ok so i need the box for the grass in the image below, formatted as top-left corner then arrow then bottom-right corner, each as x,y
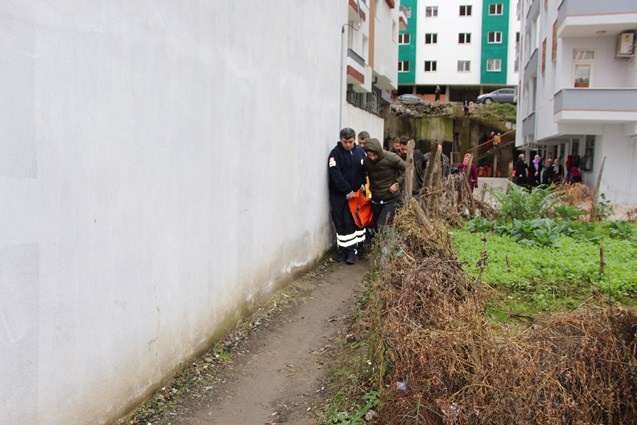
450,223 -> 637,317
470,102 -> 517,130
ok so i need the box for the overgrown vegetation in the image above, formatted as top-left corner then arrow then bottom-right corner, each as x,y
321,180 -> 637,424
471,102 -> 517,130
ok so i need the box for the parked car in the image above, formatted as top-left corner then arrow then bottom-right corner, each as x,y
397,94 -> 428,104
476,88 -> 517,104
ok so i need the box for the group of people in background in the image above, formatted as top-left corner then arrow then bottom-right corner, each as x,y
514,153 -> 581,188
328,128 -> 474,264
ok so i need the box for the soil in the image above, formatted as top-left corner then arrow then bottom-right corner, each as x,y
124,255 -> 368,425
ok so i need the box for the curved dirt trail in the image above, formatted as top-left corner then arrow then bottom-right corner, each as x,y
148,257 -> 368,425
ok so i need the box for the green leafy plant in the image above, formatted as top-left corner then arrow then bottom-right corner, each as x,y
452,225 -> 637,309
594,193 -> 614,221
505,218 -> 564,247
605,220 -> 637,241
490,184 -> 561,223
466,217 -> 494,233
553,204 -> 583,221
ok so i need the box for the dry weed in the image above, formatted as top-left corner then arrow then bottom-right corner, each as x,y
368,200 -> 637,424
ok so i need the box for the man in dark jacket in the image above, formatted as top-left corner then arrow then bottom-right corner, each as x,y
514,153 -> 528,187
362,138 -> 406,228
328,127 -> 367,264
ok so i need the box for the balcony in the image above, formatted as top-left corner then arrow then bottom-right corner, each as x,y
554,88 -> 637,124
398,8 -> 408,31
346,48 -> 371,92
522,112 -> 536,138
349,0 -> 367,22
524,48 -> 538,80
557,0 -> 637,38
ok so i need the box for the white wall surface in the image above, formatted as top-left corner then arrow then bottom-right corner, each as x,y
596,127 -> 637,204
0,2 -> 347,424
344,103 -> 385,142
373,0 -> 400,88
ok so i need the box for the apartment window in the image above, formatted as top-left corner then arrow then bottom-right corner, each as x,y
398,60 -> 410,72
459,5 -> 472,16
573,49 -> 595,88
458,33 -> 471,44
425,6 -> 438,17
457,60 -> 471,72
424,61 -> 437,72
489,3 -> 503,15
486,58 -> 502,71
399,33 -> 411,45
582,135 -> 595,171
541,38 -> 546,75
425,33 -> 438,44
551,21 -> 557,62
573,49 -> 595,61
488,31 -> 502,43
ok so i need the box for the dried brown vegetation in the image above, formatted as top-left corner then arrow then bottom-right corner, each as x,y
366,199 -> 637,424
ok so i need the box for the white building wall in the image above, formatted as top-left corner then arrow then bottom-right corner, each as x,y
415,0 -> 483,85
344,103 -> 385,141
0,2 -> 348,424
596,127 -> 637,204
507,2 -> 520,84
373,1 -> 400,88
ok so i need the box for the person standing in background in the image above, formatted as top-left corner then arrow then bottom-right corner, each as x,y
542,158 -> 554,186
530,154 -> 543,187
514,153 -> 528,187
357,130 -> 369,149
457,153 -> 478,192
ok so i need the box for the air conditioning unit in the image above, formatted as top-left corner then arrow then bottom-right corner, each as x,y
616,31 -> 635,57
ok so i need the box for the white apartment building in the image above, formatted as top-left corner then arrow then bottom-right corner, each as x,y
517,0 -> 637,204
344,0 -> 407,138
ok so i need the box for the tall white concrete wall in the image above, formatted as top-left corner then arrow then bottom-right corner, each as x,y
0,2 -> 346,424
344,103 -> 385,142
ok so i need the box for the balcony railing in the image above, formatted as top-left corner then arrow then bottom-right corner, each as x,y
522,112 -> 536,138
557,0 -> 637,37
347,48 -> 365,67
554,88 -> 637,121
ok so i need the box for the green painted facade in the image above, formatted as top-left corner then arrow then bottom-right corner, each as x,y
398,0 -> 417,85
480,0 -> 510,84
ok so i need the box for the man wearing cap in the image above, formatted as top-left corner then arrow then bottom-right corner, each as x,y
327,128 -> 367,264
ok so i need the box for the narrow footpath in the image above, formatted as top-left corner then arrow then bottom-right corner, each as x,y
130,257 -> 368,425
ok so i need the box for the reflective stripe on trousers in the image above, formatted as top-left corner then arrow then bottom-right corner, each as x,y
336,228 -> 365,248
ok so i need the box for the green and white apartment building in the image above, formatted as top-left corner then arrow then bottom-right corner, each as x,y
397,0 -> 520,102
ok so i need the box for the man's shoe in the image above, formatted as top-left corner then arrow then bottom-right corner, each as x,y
334,250 -> 347,262
345,252 -> 356,265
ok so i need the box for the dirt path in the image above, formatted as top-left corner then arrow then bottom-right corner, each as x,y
132,256 -> 368,425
